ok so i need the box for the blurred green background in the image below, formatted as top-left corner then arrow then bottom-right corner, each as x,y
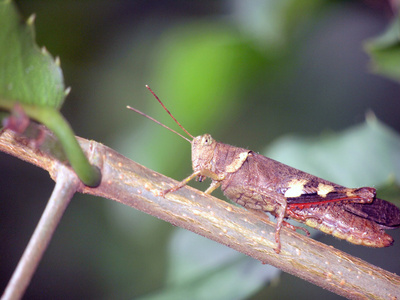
1,0 -> 400,299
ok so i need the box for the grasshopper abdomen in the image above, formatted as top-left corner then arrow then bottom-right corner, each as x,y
189,134 -> 400,252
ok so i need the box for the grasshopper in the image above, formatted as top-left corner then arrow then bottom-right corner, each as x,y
128,86 -> 400,253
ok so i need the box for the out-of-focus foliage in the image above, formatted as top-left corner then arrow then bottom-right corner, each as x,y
365,16 -> 400,82
267,115 -> 400,188
138,229 -> 280,300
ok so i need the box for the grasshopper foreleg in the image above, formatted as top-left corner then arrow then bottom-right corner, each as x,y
160,171 -> 201,196
204,181 -> 221,194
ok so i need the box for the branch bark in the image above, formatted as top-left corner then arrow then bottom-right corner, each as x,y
0,129 -> 399,300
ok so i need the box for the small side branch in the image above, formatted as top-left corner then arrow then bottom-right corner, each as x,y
1,163 -> 79,300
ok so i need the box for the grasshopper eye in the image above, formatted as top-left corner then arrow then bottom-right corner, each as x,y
202,134 -> 213,145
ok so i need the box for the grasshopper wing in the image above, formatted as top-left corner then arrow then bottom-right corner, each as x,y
344,199 -> 400,228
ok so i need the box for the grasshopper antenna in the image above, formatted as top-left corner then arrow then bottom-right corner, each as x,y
127,106 -> 191,143
145,85 -> 194,139
127,87 -> 193,143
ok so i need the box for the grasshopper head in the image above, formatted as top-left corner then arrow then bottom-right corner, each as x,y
191,134 -> 217,174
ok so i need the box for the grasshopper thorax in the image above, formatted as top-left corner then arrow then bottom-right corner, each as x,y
191,134 -> 217,176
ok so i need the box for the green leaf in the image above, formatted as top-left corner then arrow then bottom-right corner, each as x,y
364,16 -> 400,82
0,0 -> 66,108
139,229 -> 280,300
265,115 -> 400,189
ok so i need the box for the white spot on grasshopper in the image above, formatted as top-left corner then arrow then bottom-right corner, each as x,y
284,179 -> 308,198
225,152 -> 249,173
317,183 -> 335,197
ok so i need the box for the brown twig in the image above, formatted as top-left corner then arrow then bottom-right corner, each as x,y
0,129 -> 399,299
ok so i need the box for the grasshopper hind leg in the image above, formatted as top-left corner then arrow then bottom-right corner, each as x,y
249,205 -> 310,254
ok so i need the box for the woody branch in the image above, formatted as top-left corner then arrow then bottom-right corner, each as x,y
0,126 -> 399,300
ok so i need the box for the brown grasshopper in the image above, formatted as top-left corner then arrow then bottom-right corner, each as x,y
128,86 -> 400,253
